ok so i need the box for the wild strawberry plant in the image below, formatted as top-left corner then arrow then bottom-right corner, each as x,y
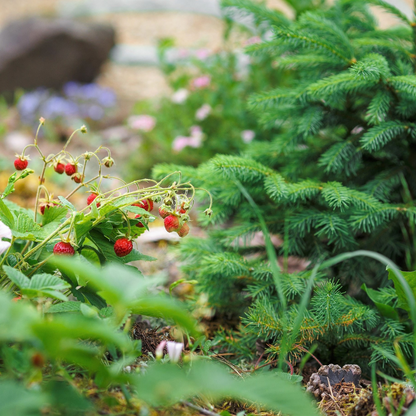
0,118 -> 212,298
0,119 -> 318,415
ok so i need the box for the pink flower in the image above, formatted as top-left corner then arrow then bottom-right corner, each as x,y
172,136 -> 191,152
188,136 -> 203,148
155,340 -> 167,360
191,75 -> 211,90
172,127 -> 204,152
190,125 -> 203,139
195,104 -> 211,121
241,130 -> 255,143
128,115 -> 156,132
195,48 -> 211,60
244,36 -> 261,46
178,48 -> 190,59
171,88 -> 189,104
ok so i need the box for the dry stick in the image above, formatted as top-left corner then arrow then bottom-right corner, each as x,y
295,344 -> 323,366
327,377 -> 346,416
182,401 -> 220,416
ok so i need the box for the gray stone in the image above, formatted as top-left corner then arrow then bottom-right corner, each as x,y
0,17 -> 115,93
57,0 -> 221,18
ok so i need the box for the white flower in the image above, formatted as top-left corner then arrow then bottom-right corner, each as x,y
167,341 -> 183,363
241,130 -> 255,143
0,221 -> 12,256
171,88 -> 189,104
155,340 -> 167,360
195,104 -> 211,121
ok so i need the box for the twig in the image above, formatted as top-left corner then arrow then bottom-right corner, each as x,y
295,344 -> 323,366
327,377 -> 346,416
215,356 -> 244,378
182,401 -> 220,416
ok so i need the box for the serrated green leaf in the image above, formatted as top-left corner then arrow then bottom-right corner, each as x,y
29,273 -> 70,291
42,206 -> 68,225
47,301 -> 82,314
2,266 -> 30,288
12,214 -> 46,241
58,196 -> 76,211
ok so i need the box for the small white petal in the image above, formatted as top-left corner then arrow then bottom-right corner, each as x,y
0,241 -> 11,256
0,220 -> 12,240
167,341 -> 183,363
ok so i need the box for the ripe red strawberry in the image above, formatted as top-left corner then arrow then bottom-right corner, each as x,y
133,198 -> 153,212
31,352 -> 45,368
54,162 -> 65,174
164,215 -> 180,233
87,193 -> 100,207
65,163 -> 77,176
135,214 -> 145,227
53,242 -> 75,256
177,222 -> 190,237
159,206 -> 170,218
72,173 -> 84,184
114,238 -> 133,257
14,157 -> 28,170
178,208 -> 187,214
40,202 -> 58,215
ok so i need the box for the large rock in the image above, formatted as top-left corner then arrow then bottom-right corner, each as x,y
0,17 -> 115,93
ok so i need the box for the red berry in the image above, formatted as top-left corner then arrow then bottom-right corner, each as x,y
114,238 -> 133,257
177,222 -> 190,237
133,199 -> 153,212
53,242 -> 75,256
178,208 -> 187,214
72,173 -> 84,184
135,214 -> 145,228
164,215 -> 180,233
159,207 -> 170,218
87,193 -> 100,207
54,163 -> 65,174
31,352 -> 45,368
65,163 -> 77,176
12,296 -> 21,302
14,157 -> 28,170
40,202 -> 58,215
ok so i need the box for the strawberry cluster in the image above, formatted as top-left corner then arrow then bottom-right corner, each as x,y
159,201 -> 190,237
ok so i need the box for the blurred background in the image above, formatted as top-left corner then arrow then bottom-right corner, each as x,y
0,0 -> 413,279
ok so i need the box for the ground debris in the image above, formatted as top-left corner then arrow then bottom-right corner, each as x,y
307,364 -> 415,416
131,320 -> 173,356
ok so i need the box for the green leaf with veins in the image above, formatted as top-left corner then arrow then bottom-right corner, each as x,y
0,198 -> 14,228
3,266 -> 70,301
42,206 -> 68,225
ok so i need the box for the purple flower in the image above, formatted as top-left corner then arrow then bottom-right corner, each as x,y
41,97 -> 79,119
